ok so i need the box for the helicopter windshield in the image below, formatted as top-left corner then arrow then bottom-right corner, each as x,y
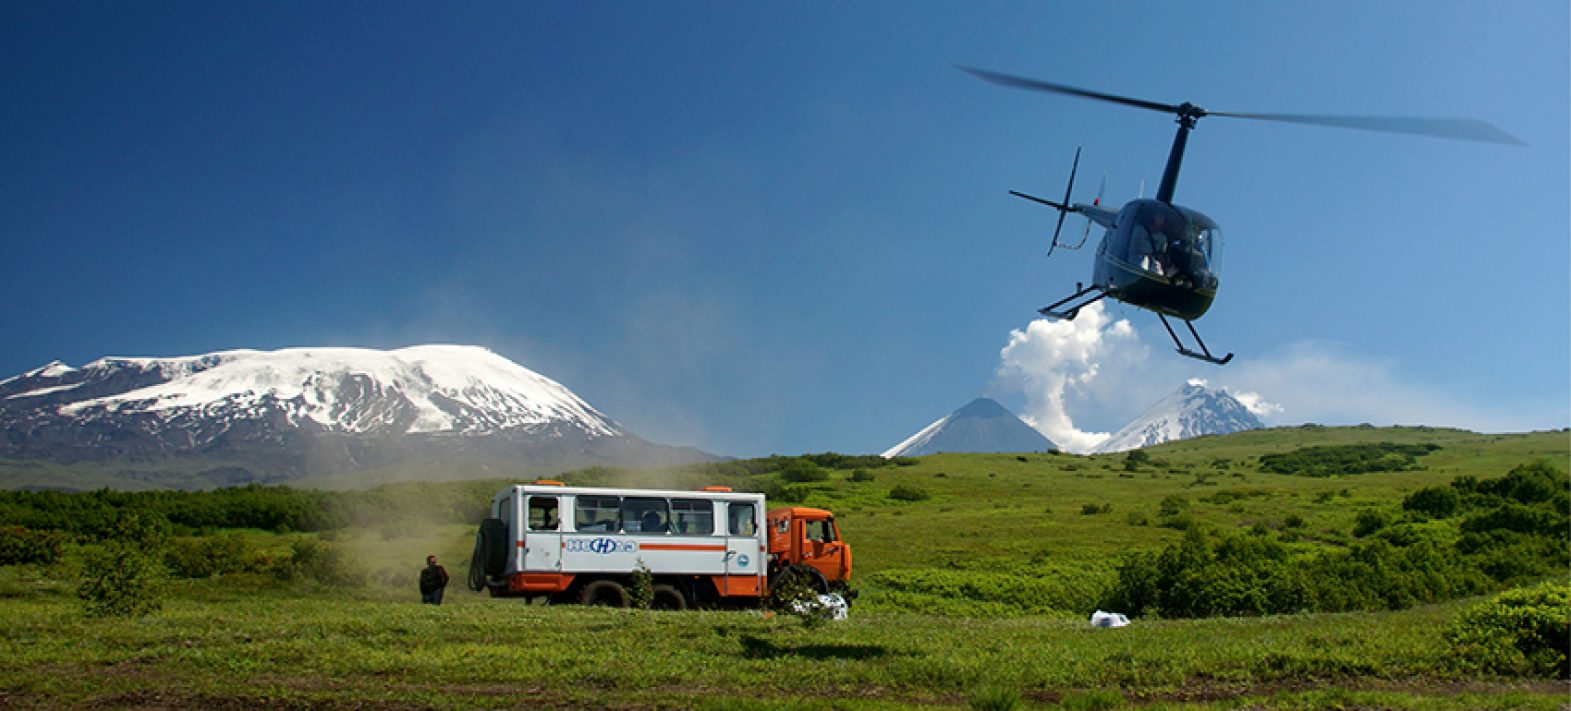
1121,202 -> 1221,288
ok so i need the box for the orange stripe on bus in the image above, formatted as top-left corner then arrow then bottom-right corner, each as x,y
639,543 -> 727,552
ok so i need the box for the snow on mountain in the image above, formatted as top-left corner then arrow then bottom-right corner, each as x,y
883,397 -> 1058,457
34,345 -> 623,437
0,345 -> 722,489
1092,381 -> 1264,454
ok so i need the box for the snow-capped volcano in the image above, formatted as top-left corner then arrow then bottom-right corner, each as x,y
1092,381 -> 1264,454
0,345 -> 708,489
31,345 -> 621,437
883,398 -> 1058,457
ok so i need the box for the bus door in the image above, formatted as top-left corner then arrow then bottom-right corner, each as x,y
723,501 -> 761,588
802,516 -> 847,583
523,494 -> 562,572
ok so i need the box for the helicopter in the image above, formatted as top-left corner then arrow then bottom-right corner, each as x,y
961,66 -> 1522,365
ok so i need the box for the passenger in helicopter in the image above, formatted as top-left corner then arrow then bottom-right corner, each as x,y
1130,210 -> 1169,275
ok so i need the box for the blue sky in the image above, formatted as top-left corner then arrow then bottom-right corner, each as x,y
4,2 -> 1567,456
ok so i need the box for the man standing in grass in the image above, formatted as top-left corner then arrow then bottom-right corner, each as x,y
420,555 -> 449,605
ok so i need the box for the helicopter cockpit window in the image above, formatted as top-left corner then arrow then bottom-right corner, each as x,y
1125,203 -> 1183,276
1122,203 -> 1221,289
1174,207 -> 1221,290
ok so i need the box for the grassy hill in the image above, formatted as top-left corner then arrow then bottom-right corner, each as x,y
1,425 -> 1566,708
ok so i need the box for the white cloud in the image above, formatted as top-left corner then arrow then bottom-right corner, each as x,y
991,313 -> 1555,448
1220,341 -> 1553,432
994,302 -> 1144,453
1229,389 -> 1283,418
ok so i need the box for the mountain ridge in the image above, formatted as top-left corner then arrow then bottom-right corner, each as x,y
882,397 -> 1059,457
0,345 -> 711,490
1092,381 -> 1265,453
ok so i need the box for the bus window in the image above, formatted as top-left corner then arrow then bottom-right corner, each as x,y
527,496 -> 559,531
621,497 -> 669,534
575,495 -> 619,533
728,503 -> 757,537
670,499 -> 714,535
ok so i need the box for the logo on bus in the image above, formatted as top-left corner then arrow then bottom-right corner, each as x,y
737,554 -> 750,568
566,538 -> 638,555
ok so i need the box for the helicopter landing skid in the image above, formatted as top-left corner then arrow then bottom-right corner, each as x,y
1158,314 -> 1234,365
1038,283 -> 1107,321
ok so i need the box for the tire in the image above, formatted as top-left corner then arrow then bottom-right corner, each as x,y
478,518 -> 509,577
650,584 -> 688,611
772,564 -> 829,601
580,579 -> 630,607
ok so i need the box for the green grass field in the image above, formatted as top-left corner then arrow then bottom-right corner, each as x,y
1,426 -> 1567,708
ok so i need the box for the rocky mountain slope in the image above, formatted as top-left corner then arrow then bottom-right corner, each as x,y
1092,381 -> 1265,453
0,345 -> 709,489
882,397 -> 1059,457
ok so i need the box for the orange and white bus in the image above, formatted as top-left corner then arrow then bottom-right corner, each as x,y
468,482 -> 851,609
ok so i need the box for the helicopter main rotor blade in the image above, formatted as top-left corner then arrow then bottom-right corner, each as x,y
1204,110 -> 1524,145
956,66 -> 1180,115
960,65 -> 1524,145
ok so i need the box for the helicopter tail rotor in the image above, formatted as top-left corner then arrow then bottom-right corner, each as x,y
1009,147 -> 1083,257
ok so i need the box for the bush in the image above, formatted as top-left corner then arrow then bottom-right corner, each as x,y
1404,486 -> 1461,519
849,468 -> 876,483
888,485 -> 931,502
1158,495 -> 1189,517
969,685 -> 1022,711
1447,580 -> 1570,678
1080,503 -> 1113,515
1258,443 -> 1439,477
0,526 -> 66,566
164,532 -> 263,578
1469,460 -> 1565,506
77,512 -> 168,617
779,459 -> 829,483
276,537 -> 363,586
1352,510 -> 1389,537
628,561 -> 654,609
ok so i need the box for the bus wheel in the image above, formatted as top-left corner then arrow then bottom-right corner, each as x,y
772,565 -> 829,603
650,584 -> 688,611
580,580 -> 629,607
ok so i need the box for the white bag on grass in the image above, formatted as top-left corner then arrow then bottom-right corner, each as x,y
1090,609 -> 1130,628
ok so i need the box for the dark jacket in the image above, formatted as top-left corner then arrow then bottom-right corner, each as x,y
420,564 -> 449,594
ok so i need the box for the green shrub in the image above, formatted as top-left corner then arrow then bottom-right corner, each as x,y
1352,510 -> 1389,537
276,537 -> 364,586
628,561 -> 654,609
888,485 -> 931,502
969,685 -> 1022,711
1258,443 -> 1439,477
1404,486 -> 1461,519
0,526 -> 66,566
164,532 -> 262,578
77,512 -> 169,617
849,468 -> 876,483
1106,524 -> 1494,618
1447,580 -> 1570,678
779,459 -> 829,483
1080,503 -> 1112,515
1468,460 -> 1565,506
1157,494 -> 1189,517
